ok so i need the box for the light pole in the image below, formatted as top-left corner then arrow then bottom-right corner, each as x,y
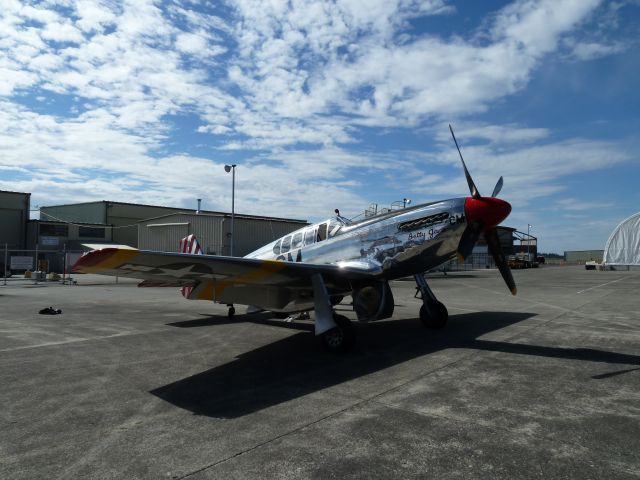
224,164 -> 236,256
527,224 -> 532,260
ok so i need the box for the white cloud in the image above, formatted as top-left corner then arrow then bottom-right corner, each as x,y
568,41 -> 625,60
214,0 -> 605,147
75,0 -> 118,33
0,0 -> 636,241
175,32 -> 206,54
490,0 -> 601,56
402,124 -> 633,208
446,123 -> 550,144
0,0 -> 610,150
556,198 -> 614,211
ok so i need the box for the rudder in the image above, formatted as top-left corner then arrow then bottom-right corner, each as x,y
180,234 -> 202,299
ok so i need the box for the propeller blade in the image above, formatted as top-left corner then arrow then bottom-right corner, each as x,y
491,176 -> 503,198
485,227 -> 517,295
449,124 -> 480,199
457,221 -> 483,262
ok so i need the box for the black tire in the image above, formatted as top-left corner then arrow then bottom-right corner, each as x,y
420,301 -> 448,329
321,314 -> 355,353
228,306 -> 235,318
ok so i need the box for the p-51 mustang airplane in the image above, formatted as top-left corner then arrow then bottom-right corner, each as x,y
73,126 -> 516,352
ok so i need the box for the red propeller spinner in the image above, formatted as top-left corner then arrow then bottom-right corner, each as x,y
464,197 -> 512,230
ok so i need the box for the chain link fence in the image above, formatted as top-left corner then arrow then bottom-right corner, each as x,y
1,244 -> 84,284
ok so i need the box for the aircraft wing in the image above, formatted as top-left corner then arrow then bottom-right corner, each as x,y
72,247 -> 381,310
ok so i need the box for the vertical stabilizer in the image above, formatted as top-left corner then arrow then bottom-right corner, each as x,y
180,234 -> 202,298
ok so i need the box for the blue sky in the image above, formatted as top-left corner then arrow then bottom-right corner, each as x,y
1,0 -> 638,254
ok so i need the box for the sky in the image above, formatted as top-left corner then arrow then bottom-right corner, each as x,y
0,0 -> 639,254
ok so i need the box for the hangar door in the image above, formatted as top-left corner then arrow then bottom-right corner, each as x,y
145,223 -> 189,252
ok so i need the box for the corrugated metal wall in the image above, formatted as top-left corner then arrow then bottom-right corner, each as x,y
41,202 -> 106,224
144,223 -> 189,252
231,217 -> 305,255
138,214 -> 225,254
138,213 -> 307,256
0,209 -> 24,247
107,204 -> 194,247
0,191 -> 30,248
42,202 -> 197,247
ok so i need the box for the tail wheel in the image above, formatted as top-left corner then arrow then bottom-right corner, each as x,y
321,314 -> 355,353
420,301 -> 448,329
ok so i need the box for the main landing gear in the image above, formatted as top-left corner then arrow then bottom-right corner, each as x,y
320,314 -> 355,353
414,274 -> 448,329
311,274 -> 356,353
310,273 -> 447,352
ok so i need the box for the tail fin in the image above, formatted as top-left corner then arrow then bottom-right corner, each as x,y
180,234 -> 202,299
180,234 -> 202,255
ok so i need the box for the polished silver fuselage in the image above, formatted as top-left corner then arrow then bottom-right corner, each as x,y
247,198 -> 467,279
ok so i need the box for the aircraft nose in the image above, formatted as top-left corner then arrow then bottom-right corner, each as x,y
464,196 -> 512,229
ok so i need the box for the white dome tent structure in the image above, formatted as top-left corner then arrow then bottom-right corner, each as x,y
603,212 -> 640,268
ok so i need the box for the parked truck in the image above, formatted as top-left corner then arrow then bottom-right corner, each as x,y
508,252 -> 539,269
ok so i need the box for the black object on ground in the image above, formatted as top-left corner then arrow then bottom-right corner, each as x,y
39,307 -> 62,315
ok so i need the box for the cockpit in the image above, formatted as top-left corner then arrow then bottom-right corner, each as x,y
271,218 -> 343,256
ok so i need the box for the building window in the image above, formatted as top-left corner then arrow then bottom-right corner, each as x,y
39,223 -> 68,237
79,226 -> 105,238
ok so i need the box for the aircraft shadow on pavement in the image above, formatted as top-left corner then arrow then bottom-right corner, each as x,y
151,311 -> 640,419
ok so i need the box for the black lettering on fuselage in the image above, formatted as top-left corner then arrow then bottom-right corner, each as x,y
450,213 -> 465,225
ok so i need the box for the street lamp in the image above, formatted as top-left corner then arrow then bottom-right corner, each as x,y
224,164 -> 236,256
527,224 -> 532,260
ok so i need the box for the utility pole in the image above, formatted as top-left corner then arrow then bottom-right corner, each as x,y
224,164 -> 237,256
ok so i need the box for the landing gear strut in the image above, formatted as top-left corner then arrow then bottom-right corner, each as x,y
414,274 -> 448,329
311,274 -> 355,352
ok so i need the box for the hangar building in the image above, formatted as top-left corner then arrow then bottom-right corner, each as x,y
138,212 -> 308,256
40,200 -> 307,255
40,201 -> 198,248
603,212 -> 640,267
0,190 -> 30,249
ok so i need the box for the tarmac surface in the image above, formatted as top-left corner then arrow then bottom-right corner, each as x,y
1,266 -> 639,479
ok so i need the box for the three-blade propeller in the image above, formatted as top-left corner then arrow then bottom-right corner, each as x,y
450,124 -> 517,296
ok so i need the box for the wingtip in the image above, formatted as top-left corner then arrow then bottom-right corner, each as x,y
71,247 -> 138,273
457,252 -> 465,264
72,248 -> 118,273
511,287 -> 518,296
